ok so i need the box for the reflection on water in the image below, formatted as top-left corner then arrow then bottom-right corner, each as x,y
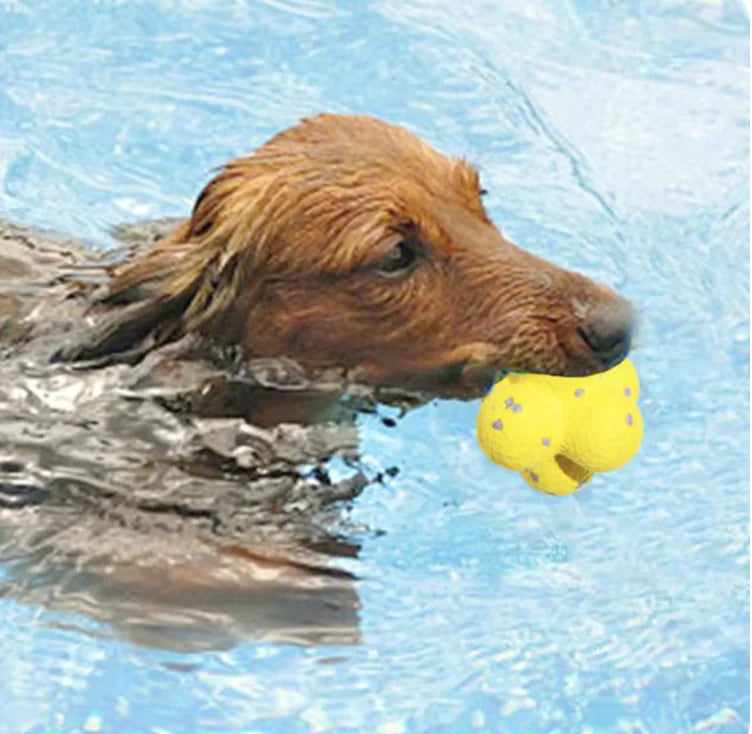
0,519 -> 362,651
0,217 -> 408,650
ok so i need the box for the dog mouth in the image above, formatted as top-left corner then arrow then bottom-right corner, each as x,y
327,293 -> 637,401
416,327 -> 634,399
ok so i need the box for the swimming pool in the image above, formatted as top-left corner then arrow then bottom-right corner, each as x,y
0,0 -> 749,731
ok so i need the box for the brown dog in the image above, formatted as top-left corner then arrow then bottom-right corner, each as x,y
58,113 -> 633,399
0,113 -> 634,649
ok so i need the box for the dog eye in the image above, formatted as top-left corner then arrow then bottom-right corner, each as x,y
376,241 -> 417,276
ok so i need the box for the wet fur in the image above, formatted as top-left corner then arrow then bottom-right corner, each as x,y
58,113 -> 625,394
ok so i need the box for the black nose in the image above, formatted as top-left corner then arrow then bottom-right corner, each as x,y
578,298 -> 634,368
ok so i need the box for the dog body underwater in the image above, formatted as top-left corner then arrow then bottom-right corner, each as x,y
0,114 -> 633,649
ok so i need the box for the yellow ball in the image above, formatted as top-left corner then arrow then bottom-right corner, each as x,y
475,359 -> 643,495
603,358 -> 640,401
542,359 -> 638,409
522,454 -> 594,496
562,400 -> 643,472
476,376 -> 563,472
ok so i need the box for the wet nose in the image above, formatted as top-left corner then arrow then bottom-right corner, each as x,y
578,297 -> 634,368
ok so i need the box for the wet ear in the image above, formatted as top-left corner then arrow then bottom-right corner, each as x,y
51,293 -> 192,366
51,172 -> 246,366
51,246 -> 202,366
52,242 -> 241,366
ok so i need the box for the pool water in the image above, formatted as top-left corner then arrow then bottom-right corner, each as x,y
0,1 -> 749,732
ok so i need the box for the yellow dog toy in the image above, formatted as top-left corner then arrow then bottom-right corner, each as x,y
476,359 -> 642,495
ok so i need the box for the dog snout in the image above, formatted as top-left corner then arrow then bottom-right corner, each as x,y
577,296 -> 634,369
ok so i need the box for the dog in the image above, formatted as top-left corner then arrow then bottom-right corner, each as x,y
0,114 -> 633,649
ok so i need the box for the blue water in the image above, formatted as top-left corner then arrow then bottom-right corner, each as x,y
0,1 -> 749,732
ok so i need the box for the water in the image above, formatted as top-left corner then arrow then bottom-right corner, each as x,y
0,0 -> 749,732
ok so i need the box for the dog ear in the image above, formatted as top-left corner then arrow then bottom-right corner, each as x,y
52,178 -> 243,366
51,250 -> 202,366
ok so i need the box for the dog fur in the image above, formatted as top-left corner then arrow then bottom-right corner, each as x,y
56,114 -> 632,398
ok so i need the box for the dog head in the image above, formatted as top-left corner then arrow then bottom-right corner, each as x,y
62,114 -> 633,397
